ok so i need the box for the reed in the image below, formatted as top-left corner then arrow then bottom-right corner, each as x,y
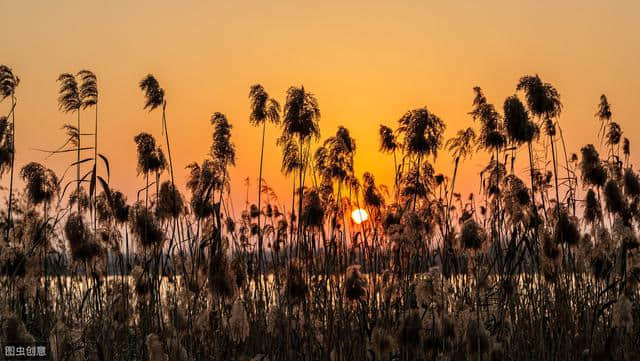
0,68 -> 638,361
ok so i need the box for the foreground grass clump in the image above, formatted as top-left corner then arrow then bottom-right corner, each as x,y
0,67 -> 638,361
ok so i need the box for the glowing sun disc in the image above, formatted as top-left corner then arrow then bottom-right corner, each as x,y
351,209 -> 369,224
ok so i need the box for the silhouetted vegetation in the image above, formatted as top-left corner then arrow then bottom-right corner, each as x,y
0,67 -> 638,361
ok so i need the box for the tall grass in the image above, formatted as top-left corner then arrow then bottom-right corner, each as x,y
0,69 -> 638,361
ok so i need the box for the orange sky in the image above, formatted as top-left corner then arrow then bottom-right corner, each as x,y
1,1 -> 639,213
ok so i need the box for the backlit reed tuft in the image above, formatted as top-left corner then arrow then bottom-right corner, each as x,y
604,180 -> 626,215
459,218 -> 486,250
284,260 -> 307,303
584,189 -> 602,224
553,207 -> 580,245
207,253 -> 236,299
623,168 -> 640,197
129,202 -> 164,247
580,144 -> 607,187
155,180 -> 184,221
64,212 -> 100,262
344,264 -> 367,301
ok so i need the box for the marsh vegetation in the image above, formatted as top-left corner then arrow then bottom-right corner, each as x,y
0,66 -> 638,360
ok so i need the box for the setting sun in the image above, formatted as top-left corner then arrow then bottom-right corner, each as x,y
351,209 -> 369,224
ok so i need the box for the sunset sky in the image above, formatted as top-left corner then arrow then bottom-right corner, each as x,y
1,1 -> 639,213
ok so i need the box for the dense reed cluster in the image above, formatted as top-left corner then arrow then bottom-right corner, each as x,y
0,66 -> 638,361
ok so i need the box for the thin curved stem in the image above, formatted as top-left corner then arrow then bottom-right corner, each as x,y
5,94 -> 16,240
257,122 -> 266,272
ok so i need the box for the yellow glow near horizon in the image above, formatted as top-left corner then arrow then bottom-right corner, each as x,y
351,209 -> 369,224
1,1 -> 640,209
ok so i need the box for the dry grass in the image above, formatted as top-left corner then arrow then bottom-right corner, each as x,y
0,72 -> 638,361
